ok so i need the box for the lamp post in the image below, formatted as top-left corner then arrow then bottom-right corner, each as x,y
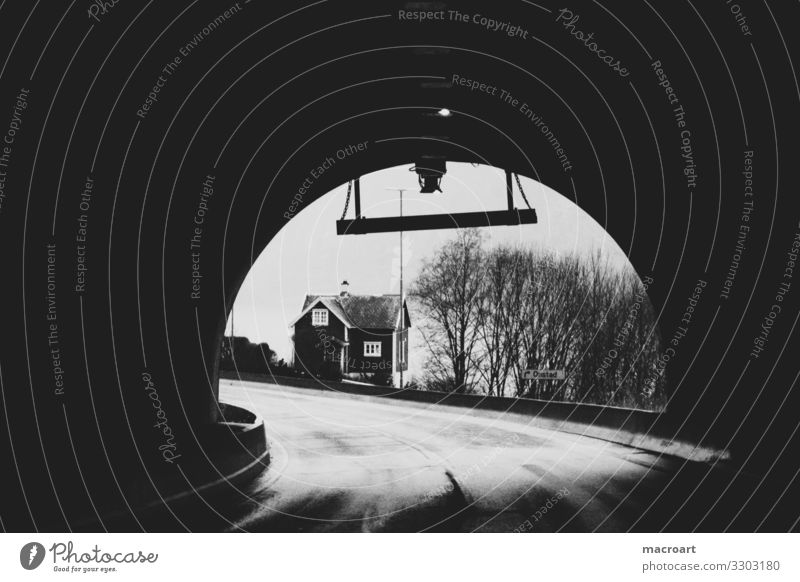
385,187 -> 407,390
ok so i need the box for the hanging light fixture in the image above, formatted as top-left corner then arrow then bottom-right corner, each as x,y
411,157 -> 446,193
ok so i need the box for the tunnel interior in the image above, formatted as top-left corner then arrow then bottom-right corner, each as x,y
3,0 -> 798,531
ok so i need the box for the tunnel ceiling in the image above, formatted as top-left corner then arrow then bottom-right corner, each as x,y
1,0 -> 799,531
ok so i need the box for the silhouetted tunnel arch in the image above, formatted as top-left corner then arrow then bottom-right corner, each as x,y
220,161 -> 665,403
5,0 -> 795,530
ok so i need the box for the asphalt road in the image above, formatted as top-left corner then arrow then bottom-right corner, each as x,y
207,379 -> 756,532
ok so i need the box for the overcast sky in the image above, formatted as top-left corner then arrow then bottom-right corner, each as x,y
228,163 -> 632,366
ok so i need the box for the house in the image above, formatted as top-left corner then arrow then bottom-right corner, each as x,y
289,281 -> 411,385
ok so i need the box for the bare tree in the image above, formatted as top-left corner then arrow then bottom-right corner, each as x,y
474,248 -> 528,396
411,235 -> 667,410
411,229 -> 486,393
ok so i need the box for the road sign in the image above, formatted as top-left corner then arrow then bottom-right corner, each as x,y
523,369 -> 565,380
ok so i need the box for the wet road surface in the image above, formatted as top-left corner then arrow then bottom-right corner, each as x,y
194,380 -> 760,532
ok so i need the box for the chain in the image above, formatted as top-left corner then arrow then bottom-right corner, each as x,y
514,173 -> 533,210
340,180 -> 352,220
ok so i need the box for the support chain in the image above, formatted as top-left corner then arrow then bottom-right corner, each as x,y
340,180 -> 352,220
514,173 -> 533,210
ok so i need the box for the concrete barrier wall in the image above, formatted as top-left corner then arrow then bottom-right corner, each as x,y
221,371 -> 729,463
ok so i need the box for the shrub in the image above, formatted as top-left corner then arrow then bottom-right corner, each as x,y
402,379 -> 420,391
318,361 -> 343,381
371,371 -> 394,387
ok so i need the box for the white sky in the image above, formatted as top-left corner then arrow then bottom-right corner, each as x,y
228,163 -> 631,365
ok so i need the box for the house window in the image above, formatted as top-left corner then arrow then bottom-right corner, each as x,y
364,341 -> 381,357
312,309 -> 328,326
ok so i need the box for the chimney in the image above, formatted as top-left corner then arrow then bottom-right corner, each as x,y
340,280 -> 350,297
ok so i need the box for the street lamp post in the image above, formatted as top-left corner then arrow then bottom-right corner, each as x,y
385,187 -> 407,390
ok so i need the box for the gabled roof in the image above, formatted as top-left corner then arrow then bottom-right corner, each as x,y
290,296 -> 354,328
290,293 -> 410,329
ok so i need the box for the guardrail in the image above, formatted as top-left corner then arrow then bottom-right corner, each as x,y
221,370 -> 729,464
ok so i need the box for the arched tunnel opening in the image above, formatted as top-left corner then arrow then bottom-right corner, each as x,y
201,163 -> 678,532
219,163 -> 667,410
2,0 -> 798,534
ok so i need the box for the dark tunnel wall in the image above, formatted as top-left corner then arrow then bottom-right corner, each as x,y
1,0 -> 798,529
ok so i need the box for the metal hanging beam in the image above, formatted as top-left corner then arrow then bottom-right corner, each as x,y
506,170 -> 514,212
354,177 -> 361,219
336,169 -> 537,235
336,208 -> 538,235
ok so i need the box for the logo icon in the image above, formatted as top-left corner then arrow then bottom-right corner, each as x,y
20,542 -> 45,570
